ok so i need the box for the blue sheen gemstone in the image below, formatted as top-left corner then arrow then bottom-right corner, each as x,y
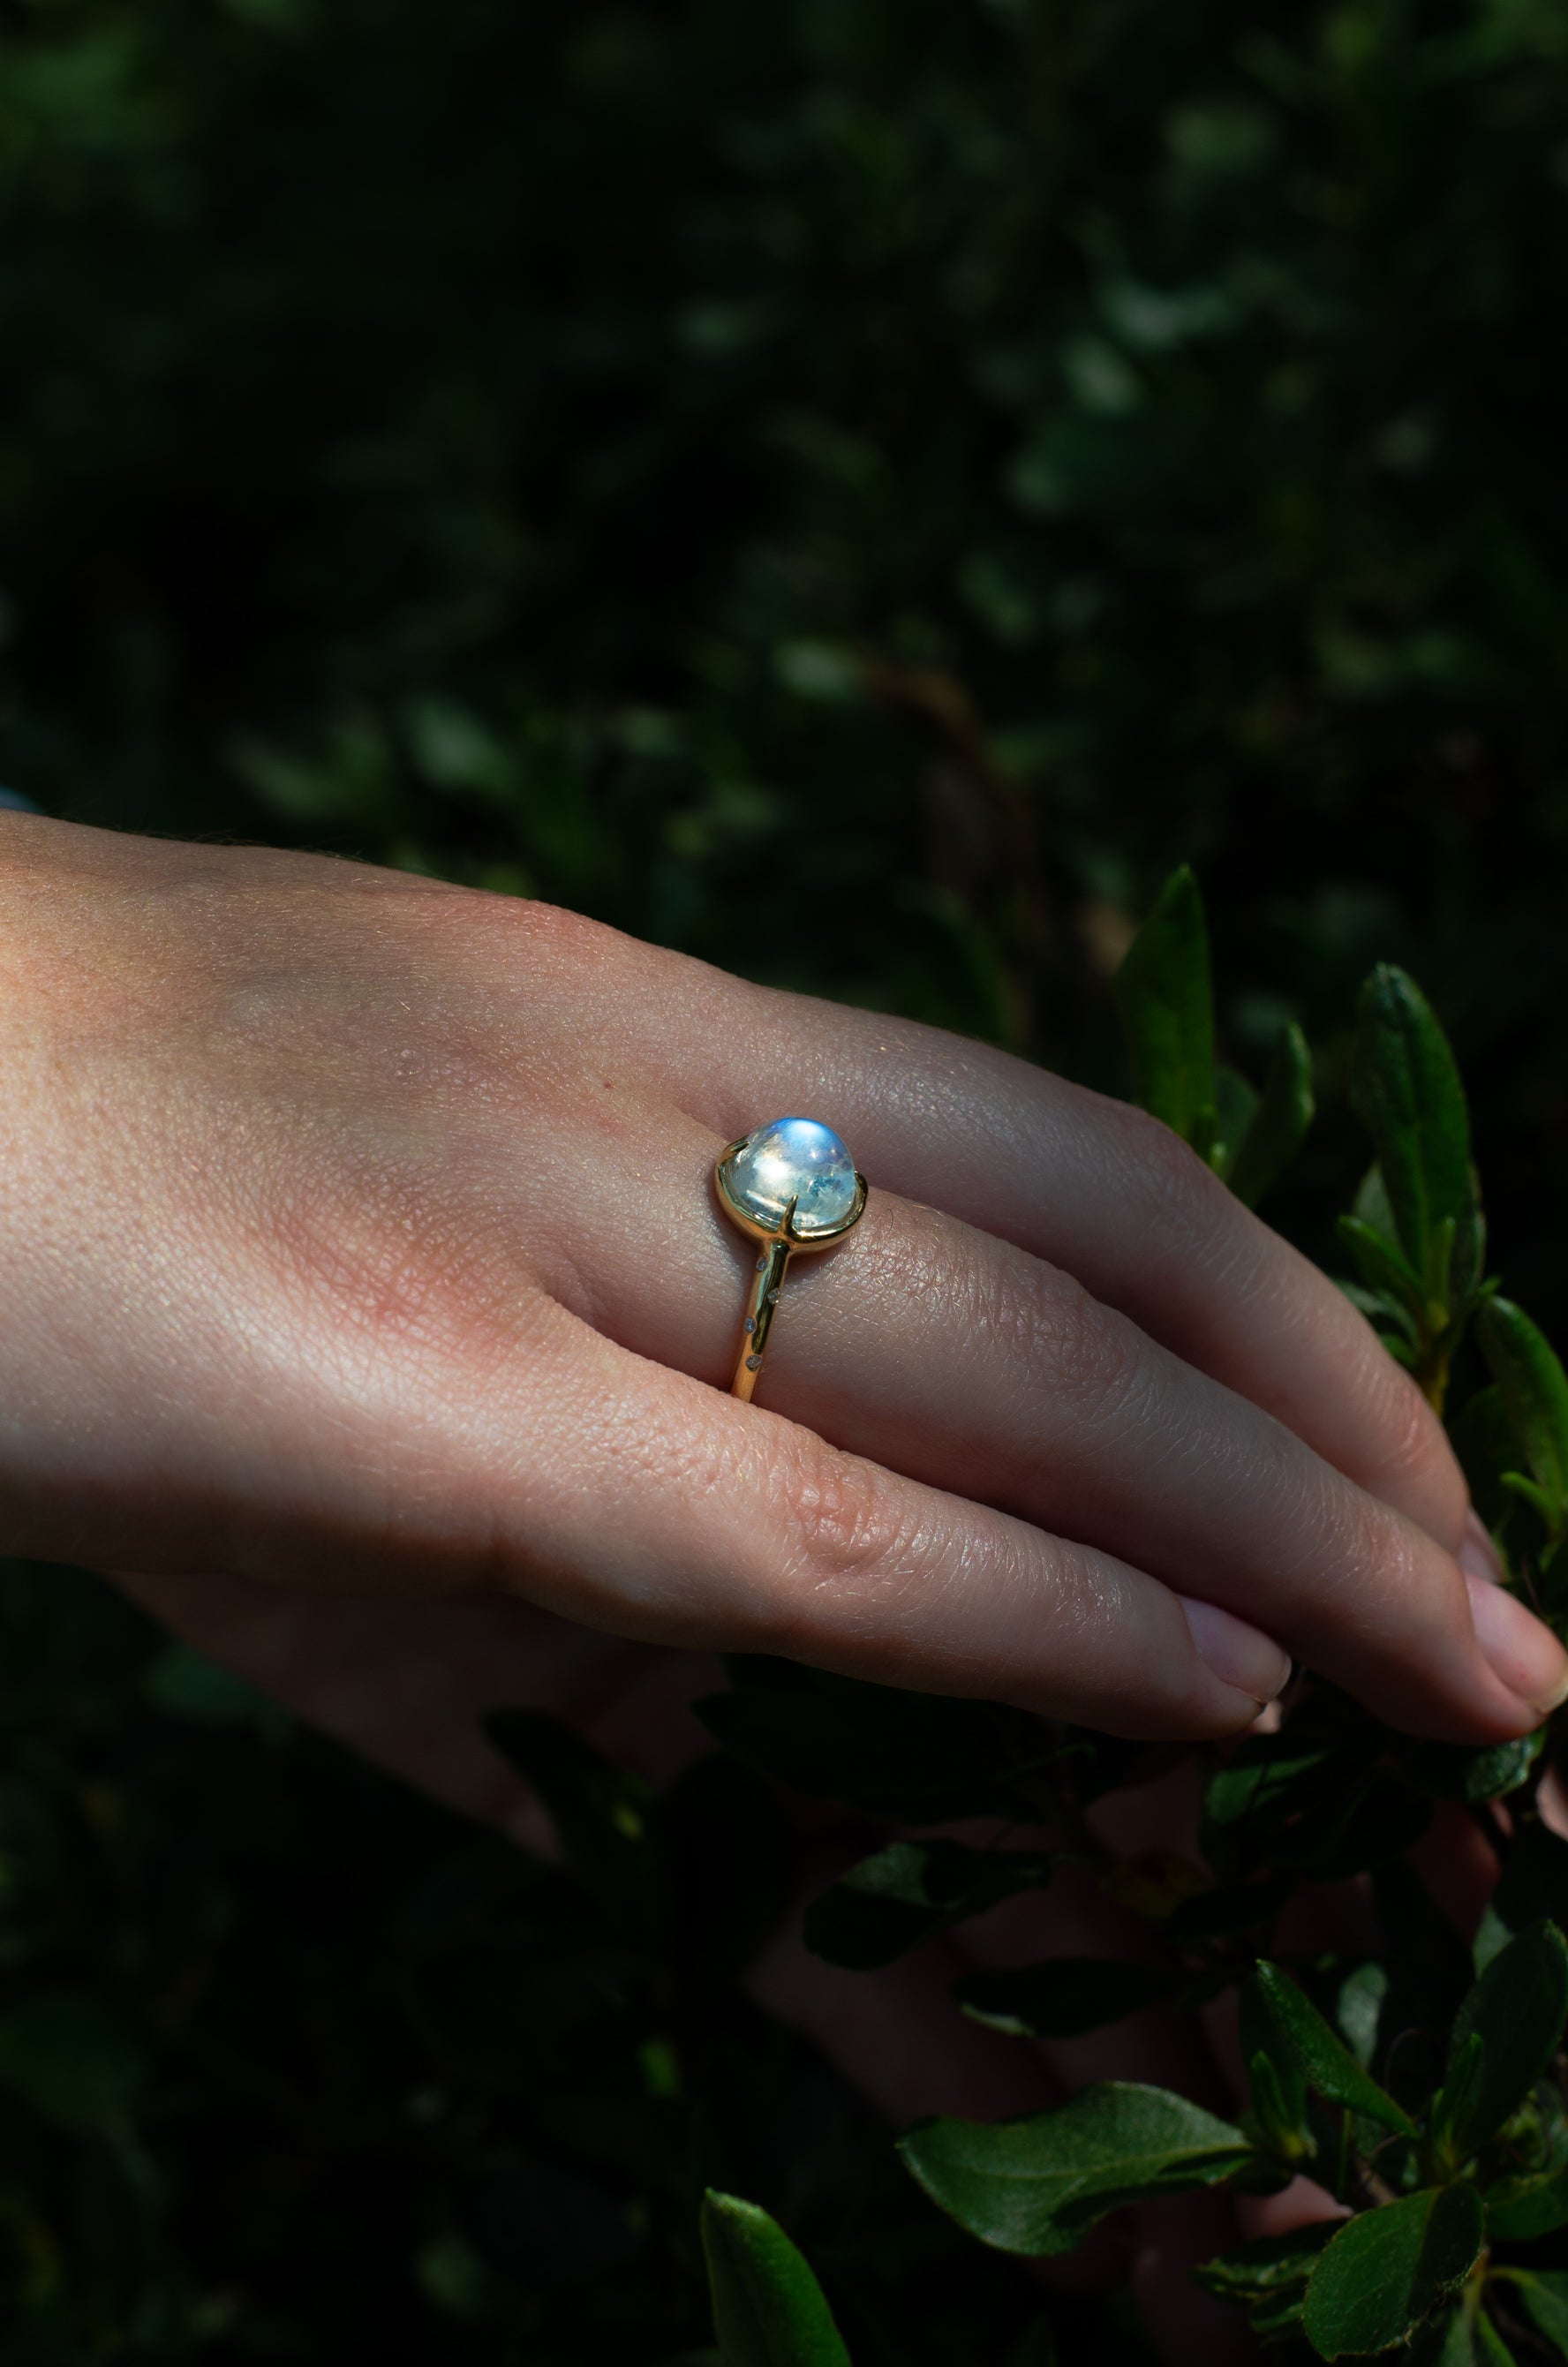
726,1116 -> 860,1235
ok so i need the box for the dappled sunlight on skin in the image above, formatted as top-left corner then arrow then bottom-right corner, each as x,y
3,818 -> 1559,1746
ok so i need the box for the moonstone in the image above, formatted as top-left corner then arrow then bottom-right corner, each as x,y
724,1116 -> 860,1237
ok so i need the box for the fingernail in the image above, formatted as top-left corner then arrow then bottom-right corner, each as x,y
1180,1594 -> 1292,1706
1459,1509 -> 1504,1588
1466,1571 -> 1568,1716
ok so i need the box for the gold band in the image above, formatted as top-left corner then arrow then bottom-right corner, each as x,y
713,1129 -> 868,1402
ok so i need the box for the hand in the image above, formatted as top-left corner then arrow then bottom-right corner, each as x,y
2,810 -> 1563,1738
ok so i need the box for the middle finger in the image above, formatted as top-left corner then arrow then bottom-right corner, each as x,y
562,1116 -> 1564,1742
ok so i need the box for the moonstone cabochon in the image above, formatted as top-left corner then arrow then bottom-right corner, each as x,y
721,1117 -> 862,1238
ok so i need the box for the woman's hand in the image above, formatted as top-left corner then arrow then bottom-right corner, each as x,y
2,810 -> 1563,1740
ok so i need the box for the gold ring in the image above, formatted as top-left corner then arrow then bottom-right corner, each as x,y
713,1118 -> 868,1401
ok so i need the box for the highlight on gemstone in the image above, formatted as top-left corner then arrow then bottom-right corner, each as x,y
720,1116 -> 863,1237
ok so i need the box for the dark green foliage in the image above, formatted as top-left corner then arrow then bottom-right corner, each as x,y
1225,1021 -> 1315,1212
6,4 -> 1568,2358
699,2193 -> 852,2367
1477,1299 -> 1568,1541
898,2086 -> 1255,2259
1300,2185 -> 1485,2362
1434,1923 -> 1568,2166
1111,866 -> 1218,1157
1501,2268 -> 1568,2353
1248,1962 -> 1415,2135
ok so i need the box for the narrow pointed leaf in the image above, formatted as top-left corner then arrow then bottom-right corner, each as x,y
1112,866 -> 1217,1148
1350,965 -> 1477,1294
1251,1962 -> 1415,2133
1505,2270 -> 1568,2354
1338,1215 -> 1427,1316
1338,1277 -> 1421,1346
1451,1384 -> 1527,1532
1213,1063 -> 1261,1180
1502,1473 -> 1563,1527
1426,2313 -> 1522,2367
899,2083 -> 1253,2258
1474,2317 -> 1520,2367
1226,1021 -> 1315,1209
1444,1919 -> 1568,2156
1474,1823 -> 1568,1969
1301,2184 -> 1484,2361
1476,1299 -> 1568,1528
1354,1162 -> 1401,1242
700,2192 -> 852,2367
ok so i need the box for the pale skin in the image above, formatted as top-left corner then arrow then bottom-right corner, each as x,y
4,812 -> 1564,2357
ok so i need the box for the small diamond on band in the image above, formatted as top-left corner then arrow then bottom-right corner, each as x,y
743,1316 -> 756,1332
745,1353 -> 762,1370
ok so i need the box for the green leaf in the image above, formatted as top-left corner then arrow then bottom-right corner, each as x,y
1225,1021 -> 1315,1208
898,2083 -> 1254,2258
1441,1920 -> 1568,2159
1349,965 -> 1478,1308
1451,1385 -> 1529,1534
803,1841 -> 1054,1971
1112,866 -> 1217,1150
1337,1214 -> 1427,1317
1485,2165 -> 1568,2240
954,1956 -> 1183,2040
1301,2184 -> 1485,2361
1415,2312 -> 1519,2367
1213,1062 -> 1260,1177
1249,1962 -> 1416,2134
0,1989 -> 146,2130
1474,1824 -> 1568,1970
1402,1730 -> 1545,1804
1431,2032 -> 1485,2167
1503,2268 -> 1568,2354
1247,2049 -> 1308,2156
700,2192 -> 852,2367
1354,1163 -> 1402,1244
1202,1738 -> 1430,1881
1502,1473 -> 1563,1527
1476,1299 -> 1568,1533
1474,2316 -> 1520,2367
1195,2220 -> 1337,2302
484,1710 -> 664,1929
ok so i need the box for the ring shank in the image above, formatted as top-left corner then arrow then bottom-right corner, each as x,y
731,1237 -> 793,1399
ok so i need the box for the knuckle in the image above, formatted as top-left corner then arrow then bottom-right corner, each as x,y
775,1431 -> 911,1585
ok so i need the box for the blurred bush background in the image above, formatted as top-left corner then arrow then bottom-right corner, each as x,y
2,1 -> 1567,2357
